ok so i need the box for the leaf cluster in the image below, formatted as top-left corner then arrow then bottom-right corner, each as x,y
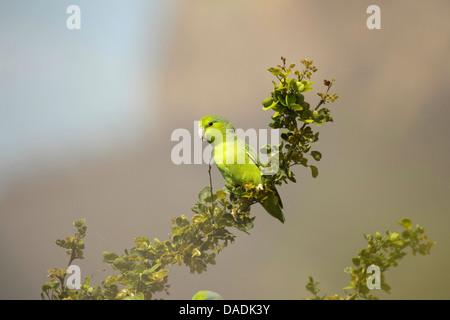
305,218 -> 436,300
262,57 -> 338,185
41,187 -> 258,299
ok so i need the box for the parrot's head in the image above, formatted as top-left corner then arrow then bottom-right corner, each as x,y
198,115 -> 234,143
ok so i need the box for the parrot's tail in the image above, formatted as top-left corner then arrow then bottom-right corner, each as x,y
260,187 -> 285,223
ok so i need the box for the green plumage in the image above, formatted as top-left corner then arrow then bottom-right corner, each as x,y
199,115 -> 285,223
192,290 -> 224,300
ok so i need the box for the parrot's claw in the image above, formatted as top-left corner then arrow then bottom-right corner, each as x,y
256,184 -> 264,191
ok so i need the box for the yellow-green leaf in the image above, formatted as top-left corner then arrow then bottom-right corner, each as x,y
397,218 -> 412,230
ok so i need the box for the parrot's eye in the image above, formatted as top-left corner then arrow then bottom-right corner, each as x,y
208,122 -> 213,127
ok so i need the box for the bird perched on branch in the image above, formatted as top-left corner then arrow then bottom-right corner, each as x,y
198,115 -> 284,223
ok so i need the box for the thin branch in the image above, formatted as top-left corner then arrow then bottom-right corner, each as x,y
300,81 -> 334,131
57,276 -> 65,295
90,268 -> 106,280
208,154 -> 215,221
238,198 -> 257,214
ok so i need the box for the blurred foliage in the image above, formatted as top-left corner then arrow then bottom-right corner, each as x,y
41,57 -> 433,300
305,218 -> 436,300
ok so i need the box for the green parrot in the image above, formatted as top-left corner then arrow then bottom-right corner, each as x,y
192,290 -> 224,300
198,115 -> 285,223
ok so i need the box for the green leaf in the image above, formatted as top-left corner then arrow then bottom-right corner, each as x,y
113,258 -> 135,272
352,257 -> 361,267
310,165 -> 319,178
152,269 -> 169,282
262,99 -> 279,111
135,292 -> 145,300
134,236 -> 150,247
381,282 -> 391,293
73,219 -> 85,228
81,277 -> 91,291
311,151 -> 322,161
134,264 -> 146,274
293,80 -> 305,92
397,218 -> 412,230
55,239 -> 66,247
286,94 -> 296,107
302,80 -> 314,92
290,103 -> 303,111
389,232 -> 400,241
123,292 -> 145,300
312,110 -> 319,120
42,282 -> 52,292
215,190 -> 226,200
268,67 -> 282,76
148,263 -> 161,273
198,186 -> 212,203
342,285 -> 354,290
262,97 -> 274,109
103,251 -> 119,264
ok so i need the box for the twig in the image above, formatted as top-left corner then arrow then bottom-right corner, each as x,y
90,268 -> 106,280
299,81 -> 333,131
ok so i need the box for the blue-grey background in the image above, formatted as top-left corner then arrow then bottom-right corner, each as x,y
0,0 -> 449,299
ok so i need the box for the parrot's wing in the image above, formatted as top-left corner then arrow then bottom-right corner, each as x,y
239,139 -> 262,167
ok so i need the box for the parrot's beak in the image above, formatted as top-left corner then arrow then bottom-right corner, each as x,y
198,126 -> 206,141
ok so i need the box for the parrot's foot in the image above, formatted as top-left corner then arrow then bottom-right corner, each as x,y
256,184 -> 264,191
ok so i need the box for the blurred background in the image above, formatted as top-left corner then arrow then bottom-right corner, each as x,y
0,0 -> 449,299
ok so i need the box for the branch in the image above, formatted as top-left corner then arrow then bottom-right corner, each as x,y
208,154 -> 215,221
